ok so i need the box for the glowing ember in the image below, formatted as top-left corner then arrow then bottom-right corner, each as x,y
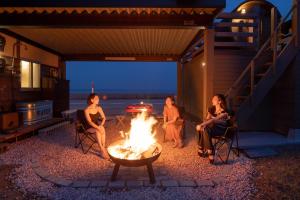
108,111 -> 158,160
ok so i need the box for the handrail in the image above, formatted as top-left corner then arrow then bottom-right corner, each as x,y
225,5 -> 297,98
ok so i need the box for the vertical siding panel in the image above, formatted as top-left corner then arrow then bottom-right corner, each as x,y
182,54 -> 204,120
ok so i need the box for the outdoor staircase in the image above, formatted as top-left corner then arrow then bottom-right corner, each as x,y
225,6 -> 299,126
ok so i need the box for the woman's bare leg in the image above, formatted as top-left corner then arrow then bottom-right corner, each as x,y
95,131 -> 104,149
99,126 -> 106,148
95,130 -> 109,159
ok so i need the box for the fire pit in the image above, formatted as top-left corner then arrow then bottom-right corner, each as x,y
108,141 -> 162,183
107,111 -> 162,184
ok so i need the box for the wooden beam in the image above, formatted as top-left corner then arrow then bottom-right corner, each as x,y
214,41 -> 255,47
177,62 -> 183,107
217,12 -> 258,19
58,58 -> 66,80
293,0 -> 300,47
215,31 -> 257,37
0,0 -> 226,8
214,22 -> 258,28
0,13 -> 215,28
63,54 -> 179,62
203,28 -> 214,120
180,30 -> 203,58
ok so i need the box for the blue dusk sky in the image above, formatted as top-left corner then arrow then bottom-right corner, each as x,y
67,0 -> 292,93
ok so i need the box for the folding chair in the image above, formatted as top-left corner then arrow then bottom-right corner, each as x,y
212,117 -> 239,164
75,110 -> 98,154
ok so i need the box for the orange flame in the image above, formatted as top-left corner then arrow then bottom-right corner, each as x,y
108,111 -> 157,160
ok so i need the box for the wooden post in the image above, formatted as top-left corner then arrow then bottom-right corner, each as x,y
250,60 -> 255,97
203,28 -> 215,120
255,17 -> 261,50
59,57 -> 66,80
177,61 -> 183,107
293,0 -> 300,47
271,7 -> 278,73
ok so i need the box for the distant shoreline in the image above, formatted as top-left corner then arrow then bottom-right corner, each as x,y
70,92 -> 176,100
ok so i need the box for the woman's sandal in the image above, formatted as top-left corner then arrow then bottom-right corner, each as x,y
208,153 -> 214,164
197,148 -> 207,157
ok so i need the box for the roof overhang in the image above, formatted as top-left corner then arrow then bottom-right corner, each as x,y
0,0 -> 225,8
0,0 -> 225,61
0,0 -> 225,28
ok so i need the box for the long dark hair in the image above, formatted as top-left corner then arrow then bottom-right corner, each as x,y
215,94 -> 227,110
87,93 -> 97,105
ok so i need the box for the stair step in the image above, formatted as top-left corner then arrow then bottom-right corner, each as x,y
236,95 -> 248,100
245,84 -> 257,89
256,72 -> 267,77
262,62 -> 273,67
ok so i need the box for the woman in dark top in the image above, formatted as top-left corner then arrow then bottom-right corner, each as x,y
84,93 -> 109,160
196,94 -> 229,164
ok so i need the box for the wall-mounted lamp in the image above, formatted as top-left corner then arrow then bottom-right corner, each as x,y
202,62 -> 206,67
241,8 -> 246,14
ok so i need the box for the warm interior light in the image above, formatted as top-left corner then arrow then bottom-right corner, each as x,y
202,62 -> 206,67
21,60 -> 31,88
241,8 -> 246,14
32,63 -> 40,88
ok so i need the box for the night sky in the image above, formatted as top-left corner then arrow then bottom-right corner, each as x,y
67,0 -> 292,93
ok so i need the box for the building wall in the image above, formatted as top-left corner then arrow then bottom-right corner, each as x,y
213,49 -> 254,95
1,33 -> 59,67
0,32 -> 68,117
182,53 -> 205,121
271,50 -> 300,134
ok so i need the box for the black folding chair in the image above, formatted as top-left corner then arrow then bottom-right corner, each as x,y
75,110 -> 98,154
212,116 -> 240,164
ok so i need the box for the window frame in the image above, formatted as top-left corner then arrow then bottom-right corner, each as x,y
20,59 -> 41,91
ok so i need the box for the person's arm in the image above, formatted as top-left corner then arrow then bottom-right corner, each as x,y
84,109 -> 101,130
166,107 -> 179,124
200,113 -> 228,127
98,106 -> 106,126
206,112 -> 213,120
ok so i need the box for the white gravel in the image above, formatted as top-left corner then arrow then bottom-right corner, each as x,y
0,121 -> 256,200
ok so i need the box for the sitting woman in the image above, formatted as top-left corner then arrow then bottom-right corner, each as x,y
84,93 -> 110,160
163,96 -> 183,148
196,94 -> 229,164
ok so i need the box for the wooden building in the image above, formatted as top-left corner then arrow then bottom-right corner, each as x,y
0,0 -> 300,136
178,0 -> 300,135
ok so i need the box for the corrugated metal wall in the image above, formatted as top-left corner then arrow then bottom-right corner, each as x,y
10,28 -> 199,56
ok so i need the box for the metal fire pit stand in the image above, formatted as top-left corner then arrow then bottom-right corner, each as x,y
111,161 -> 156,184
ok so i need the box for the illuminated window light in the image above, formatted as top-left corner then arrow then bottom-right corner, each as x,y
241,8 -> 246,14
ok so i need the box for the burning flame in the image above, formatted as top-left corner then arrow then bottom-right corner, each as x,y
108,112 -> 158,160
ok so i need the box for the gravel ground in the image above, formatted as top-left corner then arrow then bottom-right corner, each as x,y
0,121 -> 256,200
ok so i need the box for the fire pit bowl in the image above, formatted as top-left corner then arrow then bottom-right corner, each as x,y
107,140 -> 162,184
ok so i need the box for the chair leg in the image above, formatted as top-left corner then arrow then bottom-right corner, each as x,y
75,131 -> 79,148
235,131 -> 240,157
83,134 -> 98,154
214,140 -> 226,164
83,142 -> 97,154
224,139 -> 234,164
76,132 -> 98,154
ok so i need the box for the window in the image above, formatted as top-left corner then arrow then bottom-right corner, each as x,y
21,60 -> 40,89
